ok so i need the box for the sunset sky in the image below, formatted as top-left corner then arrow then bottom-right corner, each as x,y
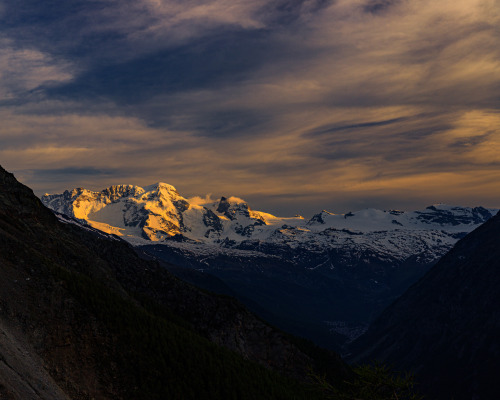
1,0 -> 499,216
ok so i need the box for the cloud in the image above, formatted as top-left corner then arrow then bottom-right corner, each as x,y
1,0 -> 499,216
306,117 -> 412,136
186,194 -> 217,206
227,196 -> 247,204
1,0 -> 279,65
0,38 -> 73,102
46,29 -> 280,108
363,0 -> 399,14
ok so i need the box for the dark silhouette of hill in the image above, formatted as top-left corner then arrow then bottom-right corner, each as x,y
349,208 -> 500,399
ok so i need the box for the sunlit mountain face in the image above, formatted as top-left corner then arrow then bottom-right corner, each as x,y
42,182 -> 498,350
42,182 -> 497,246
1,0 -> 500,216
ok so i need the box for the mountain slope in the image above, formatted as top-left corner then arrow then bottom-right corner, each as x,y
348,210 -> 500,399
0,165 -> 355,399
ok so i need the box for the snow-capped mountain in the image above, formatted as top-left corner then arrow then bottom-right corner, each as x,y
42,182 -> 496,255
42,183 -> 498,350
42,183 -> 276,243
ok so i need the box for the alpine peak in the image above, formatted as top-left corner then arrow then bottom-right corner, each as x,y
144,182 -> 179,193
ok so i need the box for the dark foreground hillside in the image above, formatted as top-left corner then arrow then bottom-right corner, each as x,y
349,209 -> 500,399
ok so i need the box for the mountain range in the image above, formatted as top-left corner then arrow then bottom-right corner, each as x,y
41,182 -> 496,249
42,183 -> 498,349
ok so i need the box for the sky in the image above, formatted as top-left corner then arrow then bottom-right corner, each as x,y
1,0 -> 499,216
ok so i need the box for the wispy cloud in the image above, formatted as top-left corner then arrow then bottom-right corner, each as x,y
186,194 -> 216,206
0,38 -> 73,103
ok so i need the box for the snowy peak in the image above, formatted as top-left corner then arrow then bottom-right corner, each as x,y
144,182 -> 177,191
216,196 -> 245,220
41,183 -> 195,241
216,196 -> 255,221
143,182 -> 181,199
307,210 -> 336,225
42,184 -> 147,220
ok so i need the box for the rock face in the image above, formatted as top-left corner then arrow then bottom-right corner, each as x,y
0,165 -> 350,399
42,183 -> 498,350
42,184 -> 273,243
348,210 -> 500,400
